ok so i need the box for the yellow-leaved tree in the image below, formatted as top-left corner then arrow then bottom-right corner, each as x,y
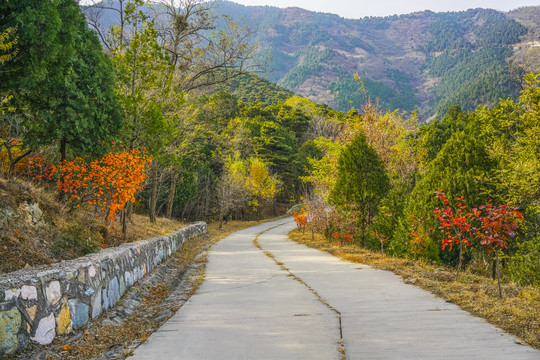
247,158 -> 281,212
0,25 -> 25,179
217,157 -> 251,228
217,156 -> 281,226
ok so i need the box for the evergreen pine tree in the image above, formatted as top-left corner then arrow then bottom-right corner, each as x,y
330,133 -> 390,245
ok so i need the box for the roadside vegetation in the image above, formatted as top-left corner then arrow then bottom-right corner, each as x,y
0,1 -> 333,273
289,75 -> 540,348
298,75 -> 540,292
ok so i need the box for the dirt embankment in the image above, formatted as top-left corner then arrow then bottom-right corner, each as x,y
0,178 -> 185,275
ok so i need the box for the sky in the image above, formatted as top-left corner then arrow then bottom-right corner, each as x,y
226,0 -> 540,19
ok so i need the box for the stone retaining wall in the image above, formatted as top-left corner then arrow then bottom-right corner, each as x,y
0,222 -> 207,356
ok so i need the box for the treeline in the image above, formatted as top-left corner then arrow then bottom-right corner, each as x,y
1,0 -> 347,231
1,0 -> 306,230
302,74 -> 540,287
221,73 -> 294,105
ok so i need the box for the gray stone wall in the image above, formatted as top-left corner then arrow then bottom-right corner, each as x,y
0,222 -> 207,356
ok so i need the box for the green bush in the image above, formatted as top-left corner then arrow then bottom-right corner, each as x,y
505,237 -> 540,287
50,224 -> 101,259
386,219 -> 410,257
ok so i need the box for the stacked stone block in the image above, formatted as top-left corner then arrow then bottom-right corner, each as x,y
0,222 -> 206,356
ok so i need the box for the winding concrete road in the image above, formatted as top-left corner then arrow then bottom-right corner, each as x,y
132,218 -> 539,359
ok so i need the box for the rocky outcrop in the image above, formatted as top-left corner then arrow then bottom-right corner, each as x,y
0,222 -> 206,356
0,202 -> 45,230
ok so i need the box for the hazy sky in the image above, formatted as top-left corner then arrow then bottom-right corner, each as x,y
227,0 -> 540,18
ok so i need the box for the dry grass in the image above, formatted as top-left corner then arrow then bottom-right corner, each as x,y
0,211 -> 186,274
289,229 -> 540,349
107,214 -> 186,245
0,178 -> 66,273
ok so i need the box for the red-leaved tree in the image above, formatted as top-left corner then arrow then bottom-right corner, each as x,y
331,231 -> 353,247
434,190 -> 473,277
472,201 -> 523,297
292,209 -> 308,234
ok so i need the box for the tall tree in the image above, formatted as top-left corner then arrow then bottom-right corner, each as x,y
473,73 -> 540,231
83,0 -> 259,91
417,105 -> 468,165
84,0 -> 259,221
330,133 -> 390,245
109,3 -> 177,223
0,0 -> 121,162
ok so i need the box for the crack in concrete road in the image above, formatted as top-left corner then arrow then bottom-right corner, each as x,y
253,222 -> 347,360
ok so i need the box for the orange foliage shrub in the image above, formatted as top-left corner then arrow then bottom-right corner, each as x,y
28,154 -> 57,183
30,149 -> 151,222
331,231 -> 353,246
292,209 -> 308,232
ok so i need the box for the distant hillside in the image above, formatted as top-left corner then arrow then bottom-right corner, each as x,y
215,1 -> 536,119
508,6 -> 540,75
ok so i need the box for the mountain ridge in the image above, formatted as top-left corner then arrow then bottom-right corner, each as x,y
214,1 -> 538,119
81,1 -> 539,119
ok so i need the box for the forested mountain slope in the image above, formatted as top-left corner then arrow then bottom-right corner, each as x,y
216,1 -> 537,119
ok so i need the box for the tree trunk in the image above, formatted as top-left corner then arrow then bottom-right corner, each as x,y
149,158 -> 159,223
181,205 -> 187,221
496,251 -> 502,298
456,242 -> 463,278
219,209 -> 224,229
166,169 -> 177,218
122,204 -> 128,239
8,149 -> 32,178
360,219 -> 366,247
127,201 -> 134,221
60,136 -> 67,163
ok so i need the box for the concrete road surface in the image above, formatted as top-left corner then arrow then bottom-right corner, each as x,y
131,218 -> 540,359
